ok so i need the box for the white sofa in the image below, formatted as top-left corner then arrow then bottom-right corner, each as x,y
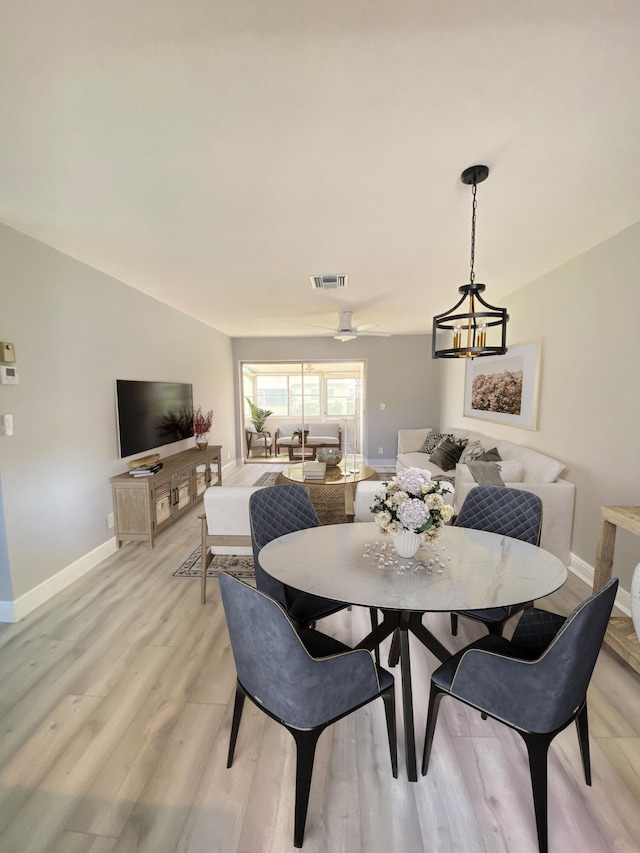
396,428 -> 575,565
275,422 -> 341,454
200,485 -> 263,603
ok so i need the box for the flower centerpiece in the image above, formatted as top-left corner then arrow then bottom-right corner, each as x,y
370,467 -> 454,557
192,405 -> 214,449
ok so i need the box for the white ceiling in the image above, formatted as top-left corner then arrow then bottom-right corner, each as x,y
2,1 -> 640,338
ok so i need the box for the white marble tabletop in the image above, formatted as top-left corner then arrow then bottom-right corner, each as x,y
259,522 -> 567,612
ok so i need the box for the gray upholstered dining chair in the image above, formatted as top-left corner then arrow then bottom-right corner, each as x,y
451,485 -> 544,636
219,572 -> 397,848
422,577 -> 618,853
249,483 -> 350,628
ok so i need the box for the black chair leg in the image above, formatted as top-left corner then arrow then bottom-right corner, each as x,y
380,686 -> 398,778
227,684 -> 246,768
421,684 -> 446,775
522,732 -> 552,853
369,607 -> 380,667
575,703 -> 592,785
450,613 -> 459,636
388,628 -> 400,667
289,726 -> 324,848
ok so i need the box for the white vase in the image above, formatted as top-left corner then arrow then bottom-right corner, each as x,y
631,563 -> 640,640
393,530 -> 421,558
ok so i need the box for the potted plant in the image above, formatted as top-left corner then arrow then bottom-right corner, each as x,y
192,405 -> 214,449
245,398 -> 273,433
292,428 -> 309,444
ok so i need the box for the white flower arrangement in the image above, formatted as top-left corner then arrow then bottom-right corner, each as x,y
370,467 -> 455,544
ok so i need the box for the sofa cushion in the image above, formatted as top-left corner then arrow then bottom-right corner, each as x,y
398,428 -> 432,454
276,423 -> 308,438
429,437 -> 467,471
496,440 -> 565,483
307,422 -> 340,438
306,436 -> 340,446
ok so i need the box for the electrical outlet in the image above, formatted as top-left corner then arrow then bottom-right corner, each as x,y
378,447 -> 384,454
227,450 -> 231,460
107,512 -> 114,529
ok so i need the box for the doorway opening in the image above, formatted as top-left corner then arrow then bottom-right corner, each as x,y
241,361 -> 365,463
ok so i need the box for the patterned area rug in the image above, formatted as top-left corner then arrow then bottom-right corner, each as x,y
172,545 -> 255,579
252,472 -> 279,486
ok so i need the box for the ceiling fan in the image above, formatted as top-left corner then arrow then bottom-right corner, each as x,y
313,311 -> 392,342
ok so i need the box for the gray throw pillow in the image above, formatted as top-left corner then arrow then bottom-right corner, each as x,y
459,440 -> 485,464
429,437 -> 466,471
478,447 -> 502,462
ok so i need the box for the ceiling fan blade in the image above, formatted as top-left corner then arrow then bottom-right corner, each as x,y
308,323 -> 339,332
359,330 -> 392,337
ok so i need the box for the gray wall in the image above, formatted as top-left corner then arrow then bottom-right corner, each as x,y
440,220 -> 640,589
0,224 -> 236,603
231,335 -> 441,463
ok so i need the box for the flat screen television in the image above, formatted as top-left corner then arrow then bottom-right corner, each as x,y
115,379 -> 194,458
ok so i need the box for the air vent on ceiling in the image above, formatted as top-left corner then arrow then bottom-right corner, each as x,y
310,274 -> 348,290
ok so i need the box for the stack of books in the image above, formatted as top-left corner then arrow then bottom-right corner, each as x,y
303,461 -> 327,481
129,462 -> 163,477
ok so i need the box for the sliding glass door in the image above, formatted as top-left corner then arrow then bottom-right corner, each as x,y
242,361 -> 365,460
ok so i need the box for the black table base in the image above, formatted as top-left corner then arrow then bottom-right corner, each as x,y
356,609 -> 452,782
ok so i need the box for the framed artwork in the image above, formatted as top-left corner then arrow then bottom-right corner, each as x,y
463,339 -> 542,430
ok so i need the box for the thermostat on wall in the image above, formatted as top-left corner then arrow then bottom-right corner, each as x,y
0,343 -> 16,363
0,365 -> 19,384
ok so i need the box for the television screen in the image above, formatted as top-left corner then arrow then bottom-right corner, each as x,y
116,380 -> 194,458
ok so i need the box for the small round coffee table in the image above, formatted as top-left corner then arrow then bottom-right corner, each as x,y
275,462 -> 378,525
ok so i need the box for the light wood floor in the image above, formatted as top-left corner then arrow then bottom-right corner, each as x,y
1,461 -> 639,852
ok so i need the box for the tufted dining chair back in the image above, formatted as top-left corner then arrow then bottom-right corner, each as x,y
455,485 -> 542,545
451,485 -> 544,636
249,484 -> 347,628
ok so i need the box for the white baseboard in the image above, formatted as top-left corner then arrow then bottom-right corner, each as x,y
0,537 -> 118,623
366,458 -> 396,469
569,551 -> 630,616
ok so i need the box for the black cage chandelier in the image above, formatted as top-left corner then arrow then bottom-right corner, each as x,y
432,165 -> 508,358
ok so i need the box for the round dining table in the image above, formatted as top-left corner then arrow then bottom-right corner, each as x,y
259,521 -> 568,781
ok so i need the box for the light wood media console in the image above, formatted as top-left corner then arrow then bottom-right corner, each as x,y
593,505 -> 640,674
110,445 -> 222,548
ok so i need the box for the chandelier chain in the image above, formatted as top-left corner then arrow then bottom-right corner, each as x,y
469,180 -> 478,284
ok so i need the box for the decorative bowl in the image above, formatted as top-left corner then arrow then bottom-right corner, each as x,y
316,449 -> 342,467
